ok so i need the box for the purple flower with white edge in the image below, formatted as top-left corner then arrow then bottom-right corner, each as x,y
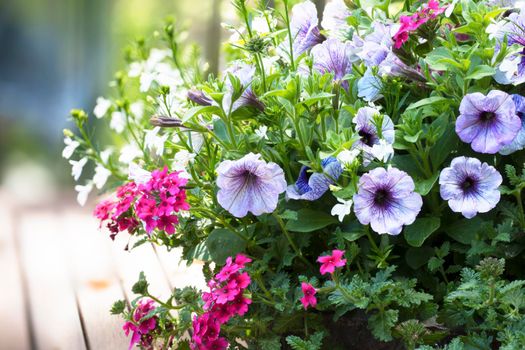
500,94 -> 525,155
289,1 -> 325,57
311,38 -> 353,88
439,157 -> 502,219
352,107 -> 395,165
286,157 -> 343,201
456,90 -> 520,154
353,167 -> 423,235
216,153 -> 286,218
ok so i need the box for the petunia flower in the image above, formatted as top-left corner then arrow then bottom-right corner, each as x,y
358,69 -> 383,102
317,249 -> 347,275
336,149 -> 360,169
456,90 -> 520,154
439,157 -> 502,219
352,107 -> 395,165
500,94 -> 525,155
353,167 -> 423,235
321,0 -> 352,40
300,282 -> 317,309
311,38 -> 353,88
128,162 -> 152,185
285,1 -> 325,59
286,157 -> 343,201
331,198 -> 353,222
216,153 -> 287,218
371,139 -> 395,162
223,61 -> 264,112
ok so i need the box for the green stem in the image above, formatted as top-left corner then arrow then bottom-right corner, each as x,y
514,190 -> 525,229
273,212 -> 312,268
283,0 -> 295,70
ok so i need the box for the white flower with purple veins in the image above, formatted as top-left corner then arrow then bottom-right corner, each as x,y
93,97 -> 111,118
216,153 -> 287,218
500,94 -> 525,155
93,164 -> 111,189
223,61 -> 264,112
62,137 -> 79,159
456,90 -> 520,154
321,0 -> 352,40
70,157 -> 88,181
352,107 -> 395,165
75,182 -> 93,206
353,167 -> 423,235
286,157 -> 343,201
439,157 -> 502,219
311,38 -> 353,88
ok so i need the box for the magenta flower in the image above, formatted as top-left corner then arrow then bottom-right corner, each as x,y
353,167 -> 423,235
300,282 -> 317,309
317,250 -> 347,275
456,90 -> 520,154
439,157 -> 502,219
122,298 -> 158,350
216,153 -> 287,218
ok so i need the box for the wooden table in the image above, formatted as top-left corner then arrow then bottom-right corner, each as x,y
0,193 -> 205,350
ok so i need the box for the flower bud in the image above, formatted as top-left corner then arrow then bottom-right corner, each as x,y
70,109 -> 88,125
63,129 -> 74,138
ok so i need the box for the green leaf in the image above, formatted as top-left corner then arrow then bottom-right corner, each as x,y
406,96 -> 449,110
404,217 -> 441,247
405,246 -> 434,269
110,300 -> 126,315
280,210 -> 298,221
132,271 -> 149,295
429,125 -> 458,169
415,173 -> 439,196
182,105 -> 221,123
464,65 -> 496,80
285,209 -> 337,232
206,228 -> 247,264
446,217 -> 486,244
368,309 -> 398,341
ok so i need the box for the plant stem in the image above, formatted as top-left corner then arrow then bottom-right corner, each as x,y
273,212 -> 313,268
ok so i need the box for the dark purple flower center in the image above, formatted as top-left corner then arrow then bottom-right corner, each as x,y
480,111 -> 496,122
461,176 -> 478,194
373,188 -> 392,207
359,129 -> 375,146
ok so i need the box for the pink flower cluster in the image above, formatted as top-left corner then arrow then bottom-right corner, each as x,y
393,0 -> 446,49
93,167 -> 189,239
191,254 -> 252,350
123,298 -> 158,350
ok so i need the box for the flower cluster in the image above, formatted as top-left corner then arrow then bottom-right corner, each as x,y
93,167 -> 189,238
122,298 -> 158,350
191,254 -> 252,350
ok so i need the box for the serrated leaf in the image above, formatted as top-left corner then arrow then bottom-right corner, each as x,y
368,309 -> 398,341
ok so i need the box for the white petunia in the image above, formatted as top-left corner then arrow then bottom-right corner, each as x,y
144,127 -> 168,157
371,139 -> 394,162
119,144 -> 142,164
69,157 -> 88,181
255,125 -> 269,140
93,164 -> 111,189
128,162 -> 152,184
93,97 -> 112,118
331,198 -> 353,222
62,137 -> 80,159
337,149 -> 360,167
110,111 -> 126,133
75,182 -> 93,206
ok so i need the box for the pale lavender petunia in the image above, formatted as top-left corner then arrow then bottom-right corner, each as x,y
286,157 -> 343,201
500,94 -> 525,155
311,38 -> 353,87
216,153 -> 286,218
287,1 -> 325,58
223,61 -> 264,112
321,0 -> 352,40
352,107 -> 395,165
358,22 -> 394,67
439,156 -> 502,219
353,167 -> 422,235
492,9 -> 525,85
456,90 -> 520,154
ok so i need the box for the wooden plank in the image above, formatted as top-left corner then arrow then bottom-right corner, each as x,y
60,211 -> 129,350
0,201 -> 31,350
153,246 -> 207,291
18,211 -> 87,350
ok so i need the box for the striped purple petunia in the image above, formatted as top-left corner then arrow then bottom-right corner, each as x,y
500,94 -> 525,155
352,107 -> 395,165
289,0 -> 325,56
456,90 -> 520,154
216,153 -> 286,218
311,38 -> 353,87
439,156 -> 502,219
353,167 -> 422,235
286,157 -> 342,201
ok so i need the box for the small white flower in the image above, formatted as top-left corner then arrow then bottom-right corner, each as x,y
445,0 -> 459,17
75,182 -> 93,206
110,111 -> 126,133
93,164 -> 111,189
144,127 -> 168,157
337,149 -> 360,167
119,144 -> 142,164
255,125 -> 269,140
128,162 -> 152,184
62,137 -> 80,159
174,150 -> 196,167
331,197 -> 353,222
93,97 -> 112,118
130,101 -> 144,119
69,157 -> 88,181
371,139 -> 394,162
252,16 -> 272,34
100,148 -> 113,164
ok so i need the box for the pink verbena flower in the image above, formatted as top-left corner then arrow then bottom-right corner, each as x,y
300,282 -> 317,309
317,249 -> 347,275
122,298 -> 158,350
393,0 -> 446,49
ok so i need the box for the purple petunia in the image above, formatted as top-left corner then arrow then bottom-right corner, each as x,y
223,61 -> 265,112
500,94 -> 525,155
286,1 -> 325,58
352,107 -> 395,165
216,153 -> 286,218
311,38 -> 353,87
286,157 -> 343,201
439,157 -> 502,219
353,167 -> 423,235
456,90 -> 521,154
